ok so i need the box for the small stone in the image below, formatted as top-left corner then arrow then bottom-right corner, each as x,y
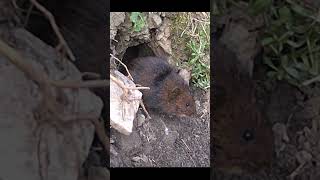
132,154 -> 148,163
304,127 -> 312,137
110,145 -> 118,156
132,156 -> 140,162
273,123 -> 290,142
110,12 -> 125,40
178,68 -> 192,85
140,154 -> 148,163
296,150 -> 312,164
297,134 -> 306,147
156,31 -> 164,41
159,12 -> 166,17
304,142 -> 312,151
137,113 -> 146,127
155,20 -> 172,55
149,13 -> 162,29
195,100 -> 201,107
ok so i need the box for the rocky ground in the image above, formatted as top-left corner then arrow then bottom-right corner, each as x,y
110,12 -> 210,167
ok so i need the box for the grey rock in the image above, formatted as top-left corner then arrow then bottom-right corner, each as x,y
0,28 -> 102,180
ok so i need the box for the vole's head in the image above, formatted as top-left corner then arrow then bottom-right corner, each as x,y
213,86 -> 274,174
170,86 -> 196,117
161,72 -> 196,117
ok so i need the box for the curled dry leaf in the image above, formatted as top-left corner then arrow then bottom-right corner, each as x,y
178,67 -> 192,85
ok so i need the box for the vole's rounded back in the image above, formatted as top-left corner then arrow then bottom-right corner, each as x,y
213,43 -> 274,173
127,56 -> 196,117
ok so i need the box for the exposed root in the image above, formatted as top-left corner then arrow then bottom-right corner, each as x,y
29,0 -> 76,61
50,79 -> 109,89
91,118 -> 110,151
81,72 -> 101,79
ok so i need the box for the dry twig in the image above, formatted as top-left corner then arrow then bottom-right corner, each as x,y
139,100 -> 152,119
110,74 -> 149,90
81,72 -> 101,79
110,53 -> 134,81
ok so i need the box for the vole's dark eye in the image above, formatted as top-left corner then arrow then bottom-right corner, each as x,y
186,103 -> 189,107
242,129 -> 254,142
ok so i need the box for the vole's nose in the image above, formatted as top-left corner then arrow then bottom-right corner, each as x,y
187,110 -> 198,118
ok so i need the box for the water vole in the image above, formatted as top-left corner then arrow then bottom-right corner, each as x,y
213,43 -> 274,173
127,56 -> 196,117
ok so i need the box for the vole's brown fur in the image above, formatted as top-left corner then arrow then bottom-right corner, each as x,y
213,43 -> 274,173
127,56 -> 196,117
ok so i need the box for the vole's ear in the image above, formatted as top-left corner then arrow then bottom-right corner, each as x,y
214,85 -> 226,110
168,87 -> 182,102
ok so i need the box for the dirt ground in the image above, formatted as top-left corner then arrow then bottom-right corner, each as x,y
212,6 -> 320,180
110,12 -> 210,167
111,88 -> 210,167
